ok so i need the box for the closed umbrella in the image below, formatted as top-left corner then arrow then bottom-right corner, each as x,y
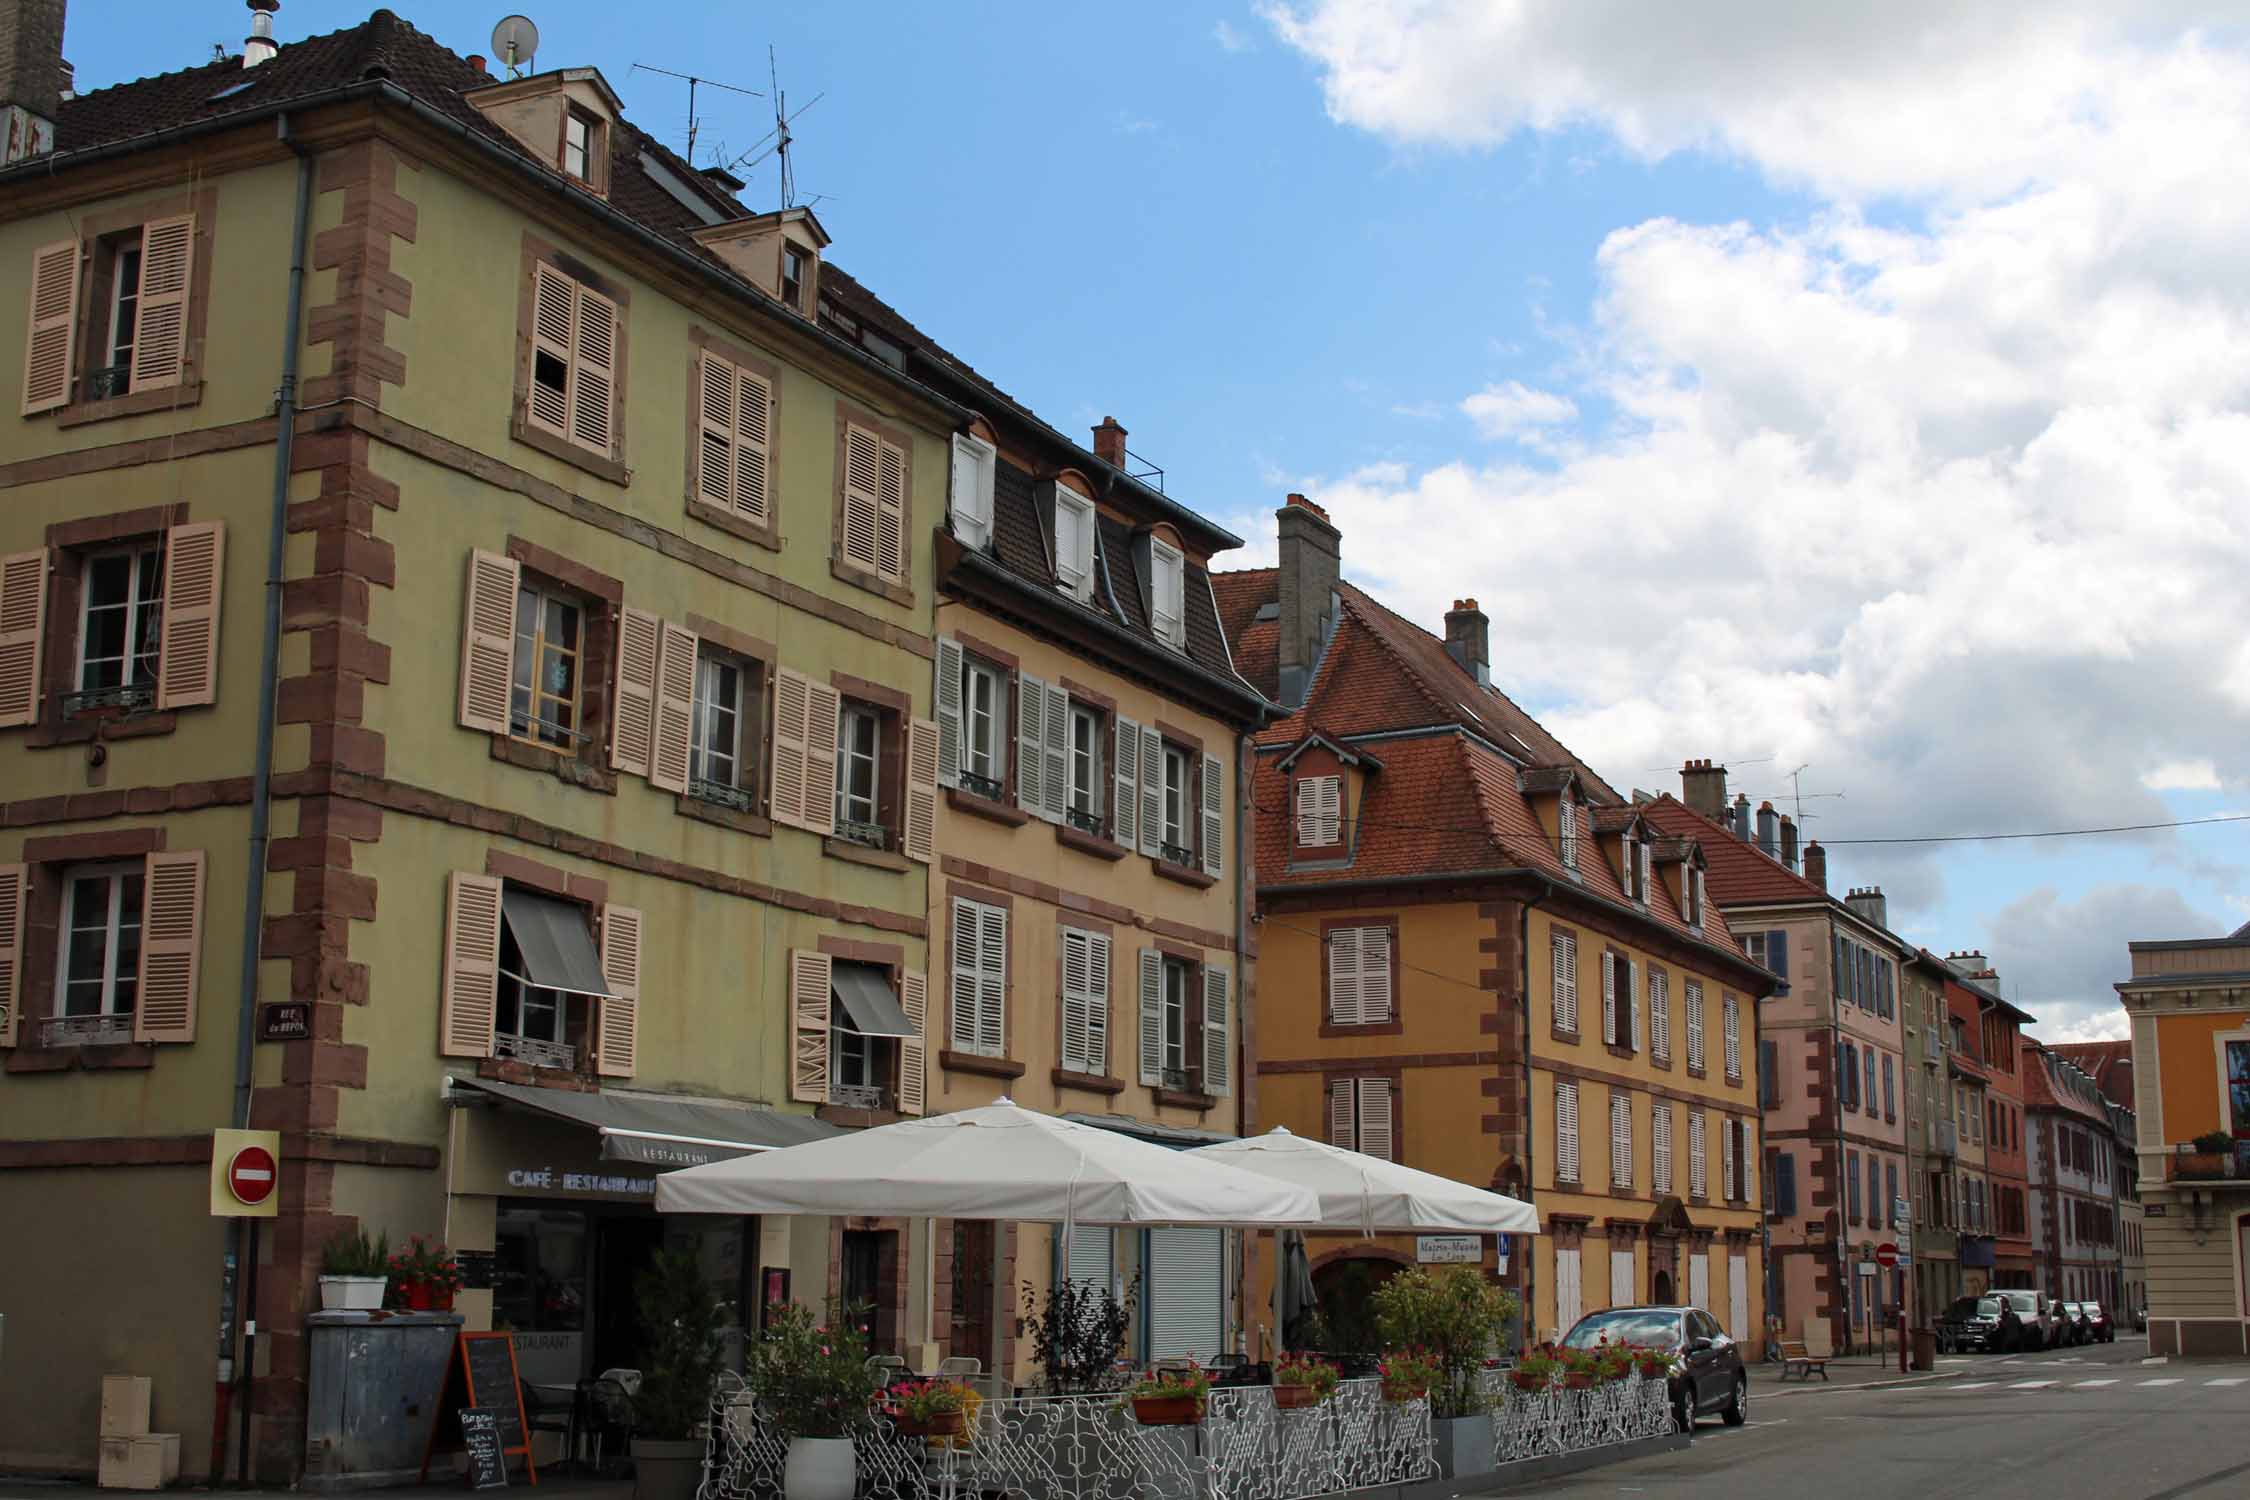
1189,1127 -> 1541,1236
654,1099 -> 1322,1228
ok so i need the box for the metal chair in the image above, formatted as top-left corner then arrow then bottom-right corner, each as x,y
584,1376 -> 637,1474
865,1354 -> 908,1389
518,1380 -> 575,1470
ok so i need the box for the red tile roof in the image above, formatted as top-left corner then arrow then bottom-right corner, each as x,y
1638,795 -> 1837,909
2045,1041 -> 2134,1110
2020,1042 -> 2115,1123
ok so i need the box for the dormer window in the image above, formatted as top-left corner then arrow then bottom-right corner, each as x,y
949,434 -> 996,550
1054,486 -> 1096,601
1149,537 -> 1185,650
563,106 -> 600,183
781,246 -> 808,312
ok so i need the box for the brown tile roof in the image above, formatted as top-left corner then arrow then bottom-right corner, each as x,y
1638,794 -> 1838,909
2046,1041 -> 2134,1109
2020,1042 -> 2115,1123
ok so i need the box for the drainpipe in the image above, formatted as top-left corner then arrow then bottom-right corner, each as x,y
210,113 -> 314,1483
1514,878 -> 1554,1350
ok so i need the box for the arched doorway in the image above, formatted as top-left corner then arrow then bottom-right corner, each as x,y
1652,1269 -> 1676,1306
1309,1256 -> 1403,1359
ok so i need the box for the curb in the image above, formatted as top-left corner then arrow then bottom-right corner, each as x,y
1391,1432 -> 1694,1499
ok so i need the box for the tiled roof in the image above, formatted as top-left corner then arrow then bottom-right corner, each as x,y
2046,1041 -> 2133,1109
2020,1043 -> 2114,1123
1638,795 -> 1836,909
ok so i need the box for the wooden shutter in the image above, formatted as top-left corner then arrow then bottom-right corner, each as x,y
1062,926 -> 1109,1074
1686,980 -> 1704,1070
1690,1111 -> 1707,1197
698,353 -> 771,525
1041,682 -> 1069,824
609,606 -> 660,776
130,215 -> 194,391
1200,753 -> 1224,877
1725,994 -> 1742,1079
1083,930 -> 1111,1074
649,619 -> 698,793
1627,958 -> 1642,1052
529,263 -> 574,436
974,901 -> 1006,1056
875,434 -> 906,581
840,423 -> 882,573
1601,951 -> 1617,1045
1551,930 -> 1576,1031
800,680 -> 840,837
1361,924 -> 1393,1022
1328,1079 -> 1355,1150
1327,927 -> 1362,1025
156,521 -> 224,710
1138,724 -> 1162,857
789,948 -> 832,1103
933,638 -> 964,788
439,872 -> 502,1058
21,239 -> 78,414
1113,715 -> 1140,848
948,899 -> 982,1052
1721,1117 -> 1737,1200
897,968 -> 928,1116
1137,946 -> 1164,1085
732,364 -> 774,524
1320,776 -> 1343,844
571,284 -> 618,455
902,717 -> 938,864
458,549 -> 520,734
1201,964 -> 1230,1095
0,549 -> 48,728
1654,1103 -> 1673,1195
132,851 -> 205,1043
1355,1077 -> 1392,1159
1555,1081 -> 1579,1182
1612,1090 -> 1633,1187
696,352 -> 737,511
595,903 -> 641,1078
0,862 -> 24,1048
769,666 -> 814,829
1651,971 -> 1670,1058
1295,777 -> 1321,846
1017,671 -> 1046,814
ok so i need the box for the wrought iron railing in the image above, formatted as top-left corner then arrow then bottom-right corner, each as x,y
835,818 -> 890,851
42,1014 -> 134,1047
1159,841 -> 1195,868
1486,1372 -> 1674,1464
958,770 -> 1004,802
495,1033 -> 578,1070
1065,806 -> 1104,837
689,777 -> 757,814
63,682 -> 155,717
87,363 -> 131,400
827,1083 -> 886,1111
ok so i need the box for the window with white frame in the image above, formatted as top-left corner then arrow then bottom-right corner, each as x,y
959,655 -> 1006,797
1685,979 -> 1706,1071
1635,837 -> 1651,905
77,543 -> 164,704
689,647 -> 760,807
780,245 -> 808,313
1053,486 -> 1096,600
1689,1110 -> 1708,1198
1148,537 -> 1185,649
1551,928 -> 1580,1032
563,107 -> 599,183
1555,1080 -> 1581,1183
1066,703 -> 1104,833
1649,969 -> 1672,1061
496,912 -> 579,1067
835,704 -> 883,839
1686,866 -> 1705,926
1295,774 -> 1342,847
105,237 -> 145,382
1723,992 -> 1742,1082
1159,743 -> 1193,864
1611,1090 -> 1634,1188
1653,1103 -> 1674,1195
1160,955 -> 1191,1081
1327,1076 -> 1396,1159
55,862 -> 144,1025
949,433 -> 996,550
947,896 -> 1007,1058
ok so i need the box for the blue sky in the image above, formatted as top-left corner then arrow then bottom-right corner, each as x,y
68,4 -> 2250,1038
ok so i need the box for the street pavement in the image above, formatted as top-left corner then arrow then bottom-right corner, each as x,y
1536,1335 -> 2250,1498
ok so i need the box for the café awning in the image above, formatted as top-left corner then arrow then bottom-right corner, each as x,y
832,963 -> 916,1038
446,1075 -> 844,1167
502,888 -> 613,997
1189,1127 -> 1542,1236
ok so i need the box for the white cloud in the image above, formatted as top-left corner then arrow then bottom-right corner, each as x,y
1213,19 -> 1252,53
1460,381 -> 1579,441
2044,1012 -> 2131,1045
2143,759 -> 2222,792
1987,885 -> 2222,1040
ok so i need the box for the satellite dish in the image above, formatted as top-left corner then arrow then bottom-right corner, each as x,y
491,14 -> 540,76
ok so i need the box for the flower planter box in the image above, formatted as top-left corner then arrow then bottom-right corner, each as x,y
1380,1382 -> 1428,1405
2172,1152 -> 2234,1181
1273,1384 -> 1323,1410
1562,1372 -> 1596,1390
1508,1370 -> 1550,1393
317,1275 -> 386,1312
895,1410 -> 966,1438
1130,1395 -> 1203,1427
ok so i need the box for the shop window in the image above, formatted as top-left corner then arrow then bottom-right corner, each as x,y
689,645 -> 762,812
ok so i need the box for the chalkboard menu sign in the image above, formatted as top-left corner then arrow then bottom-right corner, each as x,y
459,1408 -> 507,1490
419,1332 -> 536,1487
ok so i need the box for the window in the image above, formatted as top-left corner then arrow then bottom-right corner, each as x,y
1864,1046 -> 1878,1116
1161,956 -> 1189,1079
1067,704 -> 1104,833
1059,926 -> 1111,1075
1685,979 -> 1706,1071
1551,929 -> 1580,1033
1327,924 -> 1394,1025
1723,992 -> 1742,1082
1653,1103 -> 1674,1195
507,579 -> 584,749
781,245 -> 808,312
837,420 -> 909,584
1686,866 -> 1705,926
958,655 -> 1005,798
1721,1118 -> 1738,1200
1847,1150 -> 1861,1222
1160,744 -> 1192,864
1840,1040 -> 1857,1108
1559,797 -> 1579,870
948,433 -> 996,550
947,897 -> 1007,1058
55,862 -> 144,1029
688,647 -> 760,809
1328,1076 -> 1395,1159
496,917 -> 573,1067
1053,485 -> 1096,600
693,349 -> 775,531
75,544 -> 163,707
1611,1090 -> 1633,1188
835,704 -> 884,844
1555,1081 -> 1581,1183
525,261 -> 620,461
563,107 -> 597,183
1295,774 -> 1342,848
1689,1110 -> 1708,1198
1882,1054 -> 1896,1120
1148,536 -> 1185,649
1650,969 -> 1672,1061
104,239 -> 142,385
827,961 -> 909,1108
453,880 -> 641,1078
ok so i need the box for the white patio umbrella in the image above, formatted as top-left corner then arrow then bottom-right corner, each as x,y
1188,1127 -> 1542,1236
653,1099 -> 1323,1228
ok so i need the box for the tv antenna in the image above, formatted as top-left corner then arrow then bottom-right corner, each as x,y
628,63 -> 762,166
725,47 -> 824,208
491,14 -> 540,79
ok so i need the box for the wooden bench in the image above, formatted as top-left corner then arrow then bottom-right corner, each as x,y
1777,1339 -> 1829,1382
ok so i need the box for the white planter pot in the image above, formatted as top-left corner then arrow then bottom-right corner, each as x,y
783,1436 -> 856,1500
319,1275 -> 387,1311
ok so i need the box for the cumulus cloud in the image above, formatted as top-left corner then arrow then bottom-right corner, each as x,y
2143,759 -> 2222,792
1460,381 -> 1578,441
1986,885 -> 2223,1040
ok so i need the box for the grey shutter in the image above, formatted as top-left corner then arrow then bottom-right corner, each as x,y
1064,1226 -> 1114,1294
1628,958 -> 1642,1051
1042,682 -> 1070,824
1138,724 -> 1163,857
1329,1078 -> 1355,1149
934,638 -> 964,788
1137,946 -> 1163,1085
1200,752 -> 1224,877
1355,1077 -> 1394,1160
1776,1153 -> 1798,1217
1201,964 -> 1230,1095
1113,716 -> 1140,848
1328,927 -> 1362,1025
1768,930 -> 1789,987
1017,671 -> 1046,814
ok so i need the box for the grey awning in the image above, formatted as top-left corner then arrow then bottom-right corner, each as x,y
447,1075 -> 845,1169
502,887 -> 613,997
832,963 -> 916,1038
1063,1112 -> 1237,1149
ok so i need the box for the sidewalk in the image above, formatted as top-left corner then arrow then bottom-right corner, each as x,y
1752,1353 -> 1958,1393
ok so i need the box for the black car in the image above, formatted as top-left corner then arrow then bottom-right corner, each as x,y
1936,1294 -> 2007,1353
1559,1305 -> 1747,1433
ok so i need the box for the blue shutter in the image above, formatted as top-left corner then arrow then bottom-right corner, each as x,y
1847,1151 -> 1861,1222
1776,1153 -> 1798,1217
1833,933 -> 1846,998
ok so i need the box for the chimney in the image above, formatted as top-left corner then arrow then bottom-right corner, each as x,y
1680,759 -> 1728,822
1943,951 -> 1989,980
467,53 -> 487,74
1755,800 -> 1778,856
1731,793 -> 1752,842
1275,493 -> 1340,708
1846,886 -> 1888,930
0,0 -> 65,164
1443,599 -> 1490,686
1780,814 -> 1798,872
1093,416 -> 1128,469
243,0 -> 280,68
1803,840 -> 1827,891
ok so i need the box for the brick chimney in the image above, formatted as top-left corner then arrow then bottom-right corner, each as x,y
1803,840 -> 1827,891
1443,599 -> 1489,686
1681,759 -> 1727,822
1275,493 -> 1340,708
1780,814 -> 1798,872
1756,800 -> 1778,856
1093,415 -> 1127,468
1846,886 -> 1888,930
0,0 -> 66,164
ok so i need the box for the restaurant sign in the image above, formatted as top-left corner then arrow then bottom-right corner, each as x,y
1416,1235 -> 1483,1264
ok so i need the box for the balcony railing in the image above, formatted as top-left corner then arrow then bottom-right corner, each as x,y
958,770 -> 1003,802
827,1083 -> 886,1111
1931,1120 -> 1958,1157
688,776 -> 757,814
63,682 -> 155,718
1064,805 -> 1104,837
87,363 -> 131,401
495,1033 -> 578,1071
2168,1142 -> 2250,1182
834,818 -> 889,851
1159,840 -> 1196,868
42,1014 -> 134,1047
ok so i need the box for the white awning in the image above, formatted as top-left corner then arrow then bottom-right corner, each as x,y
1189,1126 -> 1542,1235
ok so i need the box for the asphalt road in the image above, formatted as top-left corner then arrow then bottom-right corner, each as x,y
1536,1336 -> 2250,1499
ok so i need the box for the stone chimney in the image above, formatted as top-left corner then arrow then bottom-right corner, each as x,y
0,0 -> 66,164
1681,759 -> 1727,822
1093,415 -> 1128,468
1943,951 -> 1988,979
1803,840 -> 1827,891
1780,814 -> 1799,872
1756,801 -> 1778,856
1443,599 -> 1490,686
1846,886 -> 1888,930
244,0 -> 280,67
1275,493 -> 1340,708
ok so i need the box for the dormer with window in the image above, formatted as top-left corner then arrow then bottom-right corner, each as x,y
691,207 -> 831,321
1131,524 -> 1190,652
948,423 -> 998,552
1592,805 -> 1647,902
1048,474 -> 1098,603
1518,765 -> 1581,875
465,68 -> 625,199
1278,732 -> 1378,868
1652,837 -> 1708,927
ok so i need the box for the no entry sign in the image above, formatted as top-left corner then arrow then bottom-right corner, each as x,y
1874,1241 -> 1899,1269
209,1128 -> 282,1218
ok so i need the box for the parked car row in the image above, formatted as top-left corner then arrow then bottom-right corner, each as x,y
1933,1291 -> 2117,1352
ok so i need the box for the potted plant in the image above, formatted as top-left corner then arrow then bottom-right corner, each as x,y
2177,1131 -> 2238,1180
1508,1346 -> 1560,1392
749,1300 -> 879,1500
1630,1343 -> 1677,1381
1591,1341 -> 1635,1386
632,1247 -> 734,1500
1272,1351 -> 1340,1409
1377,1349 -> 1440,1404
318,1227 -> 390,1312
1372,1266 -> 1520,1478
385,1235 -> 462,1311
883,1378 -> 972,1439
1016,1273 -> 1139,1393
1123,1366 -> 1210,1427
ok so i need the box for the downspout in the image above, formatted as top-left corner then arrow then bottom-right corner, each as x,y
1517,886 -> 1547,1350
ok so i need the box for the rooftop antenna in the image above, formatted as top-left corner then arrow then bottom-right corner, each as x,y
628,63 -> 761,166
490,14 -> 539,80
726,47 -> 824,209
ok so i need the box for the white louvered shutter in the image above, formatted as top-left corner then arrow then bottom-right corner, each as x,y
1201,964 -> 1230,1095
1612,1247 -> 1636,1308
1328,927 -> 1362,1025
1041,682 -> 1069,824
1361,924 -> 1393,1022
1555,1081 -> 1580,1182
1017,672 -> 1046,815
1724,993 -> 1743,1080
1061,927 -> 1109,1074
790,949 -> 832,1103
948,900 -> 981,1052
1356,1077 -> 1393,1159
1687,981 -> 1705,1072
1612,1090 -> 1633,1188
1112,716 -> 1141,848
876,433 -> 906,581
1138,724 -> 1163,857
1296,777 -> 1322,846
1137,946 -> 1163,1084
1552,930 -> 1577,1032
595,904 -> 641,1078
902,718 -> 939,864
528,263 -> 575,437
1601,951 -> 1617,1045
1627,958 -> 1642,1052
934,637 -> 964,788
132,851 -> 205,1043
1690,1253 -> 1709,1315
0,862 -> 22,1048
840,423 -> 881,573
610,606 -> 659,776
897,969 -> 928,1116
1690,1111 -> 1708,1198
1654,1103 -> 1673,1196
457,549 -> 520,734
130,214 -> 194,391
571,284 -> 618,456
439,872 -> 502,1059
649,620 -> 698,794
974,902 -> 1007,1056
1556,1247 -> 1582,1333
1328,1079 -> 1355,1150
22,239 -> 78,414
1200,752 -> 1224,877
0,549 -> 48,729
1651,971 -> 1671,1059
